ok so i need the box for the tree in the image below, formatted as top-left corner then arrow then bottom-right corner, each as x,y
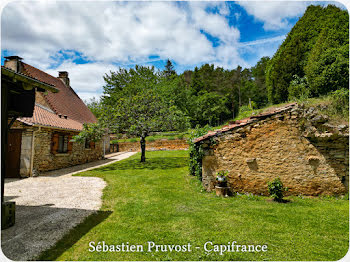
163,59 -> 176,78
193,91 -> 230,126
101,66 -> 188,162
85,97 -> 103,118
305,14 -> 349,96
266,5 -> 349,103
251,56 -> 270,107
74,122 -> 105,144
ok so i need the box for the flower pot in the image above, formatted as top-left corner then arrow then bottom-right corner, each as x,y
215,186 -> 229,197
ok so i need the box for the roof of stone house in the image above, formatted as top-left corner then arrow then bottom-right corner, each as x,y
18,104 -> 83,131
194,103 -> 297,143
1,65 -> 58,92
20,63 -> 97,125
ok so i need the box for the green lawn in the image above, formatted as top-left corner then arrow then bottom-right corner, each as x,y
39,151 -> 349,261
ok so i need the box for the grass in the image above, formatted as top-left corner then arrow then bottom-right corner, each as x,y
298,95 -> 349,125
38,151 -> 348,261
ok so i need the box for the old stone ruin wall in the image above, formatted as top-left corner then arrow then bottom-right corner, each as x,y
200,105 -> 349,196
116,139 -> 188,152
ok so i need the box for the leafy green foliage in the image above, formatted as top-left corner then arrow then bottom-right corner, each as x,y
330,88 -> 349,118
84,97 -> 103,118
288,75 -> 310,101
163,59 -> 176,78
101,65 -> 189,162
267,177 -> 288,202
266,5 -> 349,104
188,125 -> 212,178
176,62 -> 270,127
74,123 -> 105,144
192,91 -> 230,127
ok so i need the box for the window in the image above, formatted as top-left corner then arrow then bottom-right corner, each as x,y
85,139 -> 90,149
84,139 -> 95,149
58,135 -> 68,153
51,133 -> 72,154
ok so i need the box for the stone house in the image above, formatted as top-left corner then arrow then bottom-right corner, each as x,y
194,103 -> 349,196
4,56 -> 106,178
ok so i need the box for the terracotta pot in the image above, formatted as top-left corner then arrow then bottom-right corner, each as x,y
215,186 -> 229,197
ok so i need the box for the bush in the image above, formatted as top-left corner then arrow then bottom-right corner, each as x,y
167,136 -> 175,140
147,137 -> 155,142
330,88 -> 349,118
130,138 -> 138,142
177,134 -> 184,140
267,178 -> 288,202
288,75 -> 310,101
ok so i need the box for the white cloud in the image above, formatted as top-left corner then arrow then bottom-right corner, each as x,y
238,35 -> 286,47
1,1 -> 247,98
1,1 -> 241,66
238,1 -> 308,31
45,61 -> 120,101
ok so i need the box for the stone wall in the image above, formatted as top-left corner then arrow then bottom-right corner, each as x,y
33,127 -> 103,173
199,106 -> 348,196
117,139 -> 188,152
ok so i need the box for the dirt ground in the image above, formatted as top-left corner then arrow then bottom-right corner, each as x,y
1,152 -> 136,261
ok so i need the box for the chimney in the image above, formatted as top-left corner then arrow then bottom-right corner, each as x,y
58,71 -> 70,86
4,56 -> 23,73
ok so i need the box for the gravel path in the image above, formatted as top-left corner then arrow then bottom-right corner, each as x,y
1,152 -> 136,261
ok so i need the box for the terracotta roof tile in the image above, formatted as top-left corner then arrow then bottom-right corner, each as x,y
21,63 -> 97,125
194,103 -> 297,143
18,104 -> 83,131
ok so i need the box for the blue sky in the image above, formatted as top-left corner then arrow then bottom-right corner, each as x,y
1,0 -> 347,101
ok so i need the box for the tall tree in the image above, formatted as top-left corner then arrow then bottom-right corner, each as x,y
251,56 -> 270,107
101,66 -> 188,162
164,59 -> 176,78
266,5 -> 349,103
84,97 -> 103,118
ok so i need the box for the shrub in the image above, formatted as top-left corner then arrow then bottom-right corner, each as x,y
177,134 -> 184,140
267,177 -> 288,202
167,136 -> 175,140
130,138 -> 138,142
330,88 -> 349,118
288,75 -> 310,101
74,123 -> 105,143
239,105 -> 251,113
147,137 -> 155,142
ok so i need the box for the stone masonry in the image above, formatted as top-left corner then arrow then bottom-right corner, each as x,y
33,127 -> 103,173
196,104 -> 349,196
117,139 -> 188,152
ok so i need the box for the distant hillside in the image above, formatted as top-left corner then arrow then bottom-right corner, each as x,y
266,5 -> 349,104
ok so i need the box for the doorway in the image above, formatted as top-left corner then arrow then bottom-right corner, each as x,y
6,129 -> 22,178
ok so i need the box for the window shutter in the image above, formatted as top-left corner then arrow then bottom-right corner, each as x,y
51,133 -> 59,154
90,141 -> 95,149
67,135 -> 73,153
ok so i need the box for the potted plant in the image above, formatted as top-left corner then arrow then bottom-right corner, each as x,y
216,170 -> 228,187
215,171 -> 229,197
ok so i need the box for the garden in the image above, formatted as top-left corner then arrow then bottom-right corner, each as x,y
39,151 -> 349,261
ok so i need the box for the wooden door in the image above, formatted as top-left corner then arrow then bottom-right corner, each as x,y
6,130 -> 22,178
